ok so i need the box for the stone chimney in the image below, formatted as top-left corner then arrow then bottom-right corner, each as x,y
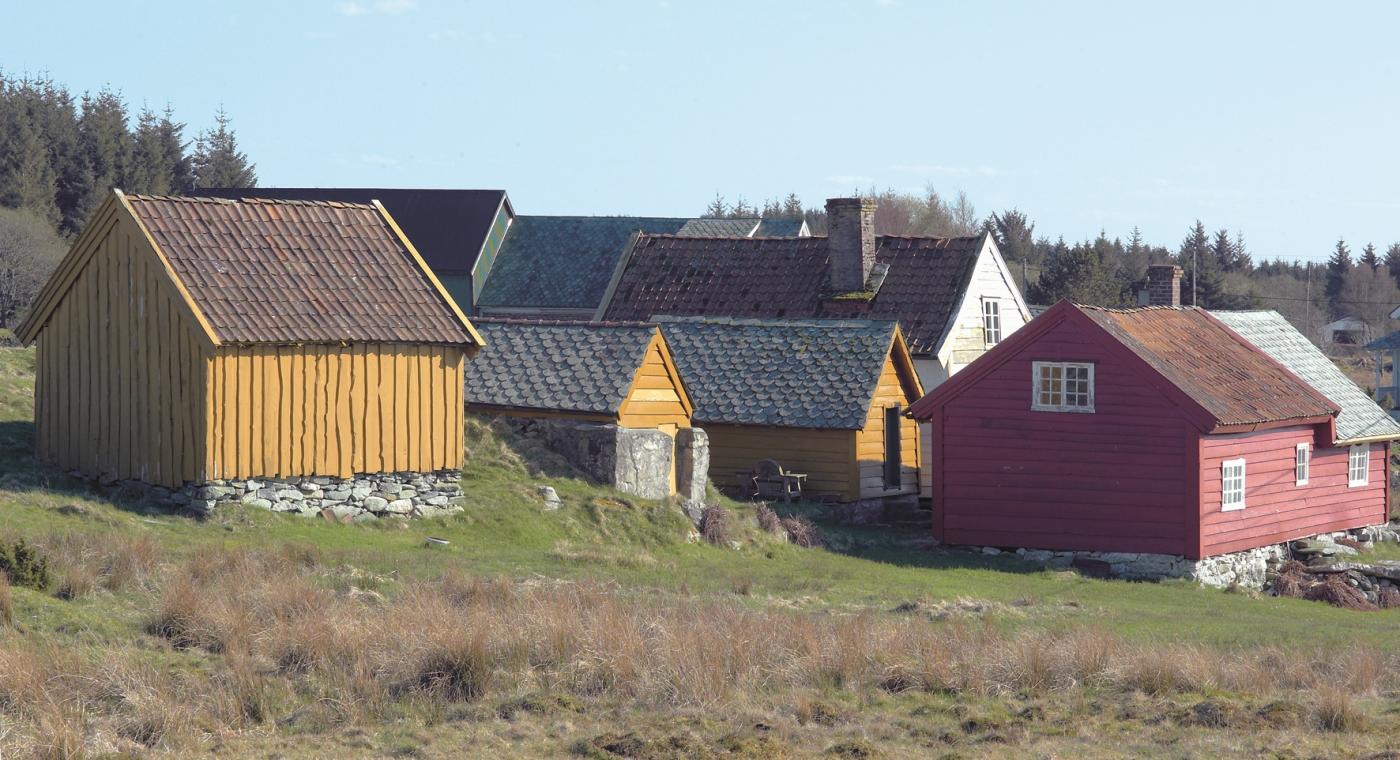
826,197 -> 877,292
1145,265 -> 1183,307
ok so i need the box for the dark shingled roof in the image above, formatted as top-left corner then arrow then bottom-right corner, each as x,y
477,216 -> 690,311
464,319 -> 658,416
1079,305 -> 1339,427
753,218 -> 808,237
198,188 -> 507,275
677,218 -> 759,237
1365,330 -> 1400,351
657,317 -> 899,429
603,234 -> 984,355
125,195 -> 477,346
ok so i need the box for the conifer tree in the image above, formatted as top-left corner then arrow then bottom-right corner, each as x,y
1385,242 -> 1400,289
702,193 -> 727,219
0,93 -> 59,224
1178,221 -> 1223,307
76,88 -> 134,219
159,107 -> 193,194
1325,238 -> 1353,318
1361,242 -> 1380,271
191,108 -> 256,188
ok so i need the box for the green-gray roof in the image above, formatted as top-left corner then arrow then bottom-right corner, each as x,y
464,319 -> 658,416
657,317 -> 901,429
1212,310 -> 1400,443
1365,330 -> 1400,351
754,218 -> 808,236
476,216 -> 689,311
677,218 -> 759,237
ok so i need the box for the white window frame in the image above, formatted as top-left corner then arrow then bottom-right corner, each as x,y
982,298 -> 1002,346
1221,457 -> 1246,511
1030,361 -> 1095,413
1348,444 -> 1369,487
1295,443 -> 1310,486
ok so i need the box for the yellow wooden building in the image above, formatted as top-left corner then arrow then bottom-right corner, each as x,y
17,190 -> 483,488
657,318 -> 923,502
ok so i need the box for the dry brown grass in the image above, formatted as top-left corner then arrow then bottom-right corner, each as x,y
754,503 -> 783,535
699,505 -> 731,546
0,574 -> 11,628
35,531 -> 160,600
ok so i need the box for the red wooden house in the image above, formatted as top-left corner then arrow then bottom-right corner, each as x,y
909,299 -> 1395,560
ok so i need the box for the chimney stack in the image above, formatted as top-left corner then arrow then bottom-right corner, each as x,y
826,197 -> 877,292
1146,265 -> 1183,307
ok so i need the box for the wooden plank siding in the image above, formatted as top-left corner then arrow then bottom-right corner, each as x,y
204,343 -> 465,480
854,353 -> 921,499
617,337 -> 692,430
705,424 -> 855,499
33,217 -> 209,488
1199,428 -> 1388,556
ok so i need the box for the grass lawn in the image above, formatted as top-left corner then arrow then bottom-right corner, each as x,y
1,345 -> 1398,758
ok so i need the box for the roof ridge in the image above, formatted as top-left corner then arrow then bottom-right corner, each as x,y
517,214 -> 694,222
656,315 -> 897,329
472,317 -> 656,329
129,194 -> 379,211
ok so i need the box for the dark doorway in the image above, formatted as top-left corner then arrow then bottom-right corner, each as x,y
884,406 -> 901,488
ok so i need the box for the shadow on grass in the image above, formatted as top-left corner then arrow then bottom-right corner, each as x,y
762,498 -> 1043,576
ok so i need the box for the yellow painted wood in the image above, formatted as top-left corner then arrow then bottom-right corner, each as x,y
853,351 -> 923,498
705,424 -> 855,498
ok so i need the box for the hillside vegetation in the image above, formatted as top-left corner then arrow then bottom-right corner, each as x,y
0,347 -> 1397,758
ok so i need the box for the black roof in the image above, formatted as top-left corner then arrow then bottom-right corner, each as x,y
199,188 -> 508,275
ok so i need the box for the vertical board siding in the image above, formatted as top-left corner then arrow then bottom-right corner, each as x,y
205,343 -> 465,480
1200,429 -> 1386,556
705,424 -> 854,499
854,354 -> 921,499
34,220 -> 208,488
933,316 -> 1191,555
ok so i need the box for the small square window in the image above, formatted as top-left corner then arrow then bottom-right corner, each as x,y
1031,361 -> 1094,412
1221,458 -> 1246,511
982,299 -> 1002,346
1348,445 -> 1369,487
1295,443 -> 1309,486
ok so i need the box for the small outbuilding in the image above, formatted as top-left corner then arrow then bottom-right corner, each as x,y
463,319 -> 705,500
910,300 -> 1398,567
18,191 -> 483,514
657,317 -> 924,502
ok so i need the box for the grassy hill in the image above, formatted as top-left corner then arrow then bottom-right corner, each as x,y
0,346 -> 1397,758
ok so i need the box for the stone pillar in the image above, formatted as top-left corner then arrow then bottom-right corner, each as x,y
675,427 -> 710,503
825,197 -> 877,293
612,427 -> 674,501
1145,265 -> 1182,307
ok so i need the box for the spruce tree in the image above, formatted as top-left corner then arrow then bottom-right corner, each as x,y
0,91 -> 59,224
1361,242 -> 1380,271
191,108 -> 256,189
159,107 -> 193,194
1178,221 -> 1222,307
1325,238 -> 1353,318
129,107 -> 172,195
702,193 -> 727,219
1028,237 -> 1120,306
76,88 -> 134,220
1211,228 -> 1236,273
1385,243 -> 1400,289
1232,231 -> 1252,272
986,209 -> 1036,269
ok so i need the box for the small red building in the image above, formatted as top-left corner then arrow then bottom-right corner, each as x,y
909,299 -> 1395,560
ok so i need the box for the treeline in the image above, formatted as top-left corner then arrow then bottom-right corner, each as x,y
0,74 -> 258,331
705,188 -> 1400,342
0,73 -> 256,235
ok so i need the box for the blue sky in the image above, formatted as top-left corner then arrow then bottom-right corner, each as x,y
4,1 -> 1398,262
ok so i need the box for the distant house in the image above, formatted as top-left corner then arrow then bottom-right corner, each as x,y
201,188 -> 513,314
475,214 -> 810,320
600,197 -> 1031,496
658,317 -> 923,503
910,298 -> 1398,563
17,191 -> 482,514
463,319 -> 700,499
1321,317 -> 1371,346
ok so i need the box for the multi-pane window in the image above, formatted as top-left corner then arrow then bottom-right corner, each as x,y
1348,445 -> 1369,487
982,299 -> 1002,346
1295,443 -> 1310,486
1031,361 -> 1094,412
1221,458 -> 1246,511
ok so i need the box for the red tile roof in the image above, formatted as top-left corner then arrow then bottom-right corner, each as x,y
600,233 -> 985,355
125,195 -> 478,346
1080,305 -> 1339,427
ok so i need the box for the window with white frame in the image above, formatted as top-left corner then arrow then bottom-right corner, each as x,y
1031,361 -> 1094,412
1348,444 -> 1369,487
1295,443 -> 1310,486
982,299 -> 1002,346
1221,458 -> 1246,511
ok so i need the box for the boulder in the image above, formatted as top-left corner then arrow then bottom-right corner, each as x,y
363,496 -> 389,512
537,485 -> 562,511
383,499 -> 414,514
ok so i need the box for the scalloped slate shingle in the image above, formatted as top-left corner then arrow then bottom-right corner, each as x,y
464,320 -> 658,416
656,317 -> 897,429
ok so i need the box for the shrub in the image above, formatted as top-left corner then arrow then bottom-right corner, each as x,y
1305,575 -> 1377,611
754,504 -> 783,534
0,574 -> 10,627
0,539 -> 50,590
1314,687 -> 1365,732
1379,586 -> 1400,609
781,516 -> 824,548
699,505 -> 731,546
1271,560 -> 1310,599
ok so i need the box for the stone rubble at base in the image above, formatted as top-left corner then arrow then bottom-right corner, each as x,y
94,470 -> 466,522
969,524 -> 1400,590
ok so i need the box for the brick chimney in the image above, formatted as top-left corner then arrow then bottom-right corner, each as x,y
826,197 -> 877,293
1146,265 -> 1183,307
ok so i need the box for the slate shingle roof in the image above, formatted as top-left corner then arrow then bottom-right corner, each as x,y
753,218 -> 808,237
464,319 -> 658,416
677,218 -> 759,237
1215,311 -> 1400,442
1364,330 -> 1400,351
477,216 -> 691,311
198,188 -> 508,275
1078,305 -> 1338,427
602,234 -> 984,355
125,195 -> 477,346
656,317 -> 899,429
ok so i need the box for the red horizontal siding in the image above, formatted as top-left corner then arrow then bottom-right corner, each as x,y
1199,427 -> 1386,556
934,316 -> 1193,555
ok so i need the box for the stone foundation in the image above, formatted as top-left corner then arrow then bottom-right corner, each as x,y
975,525 -> 1399,590
98,470 -> 465,521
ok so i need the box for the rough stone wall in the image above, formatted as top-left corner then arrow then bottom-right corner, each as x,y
94,470 -> 465,522
675,428 -> 710,503
825,197 -> 877,292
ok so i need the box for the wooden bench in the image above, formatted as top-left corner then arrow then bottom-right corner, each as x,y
737,459 -> 807,503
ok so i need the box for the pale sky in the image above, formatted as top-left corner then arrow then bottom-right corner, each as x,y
4,0 -> 1399,262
